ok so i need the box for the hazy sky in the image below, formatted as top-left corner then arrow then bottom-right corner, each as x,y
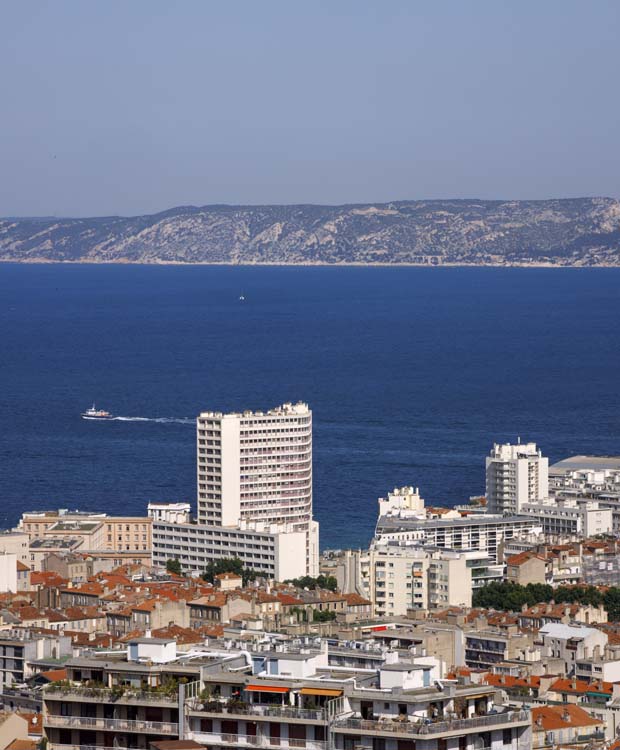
2,1 -> 619,216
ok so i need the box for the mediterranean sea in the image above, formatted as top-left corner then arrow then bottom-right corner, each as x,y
1,264 -> 619,551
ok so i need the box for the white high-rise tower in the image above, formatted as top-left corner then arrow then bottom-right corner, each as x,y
486,441 -> 548,515
196,401 -> 318,575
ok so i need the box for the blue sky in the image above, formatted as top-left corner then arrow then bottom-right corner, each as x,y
1,1 -> 619,216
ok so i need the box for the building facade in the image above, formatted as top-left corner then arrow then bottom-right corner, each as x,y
486,441 -> 548,514
153,402 -> 319,580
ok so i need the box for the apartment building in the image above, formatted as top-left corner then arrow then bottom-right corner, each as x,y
375,511 -> 541,563
0,532 -> 29,568
42,638 -> 190,750
539,623 -> 608,667
549,456 -> 620,533
365,543 -> 503,617
486,441 -> 548,515
41,630 -> 531,750
520,497 -> 612,537
152,402 -> 319,580
0,629 -> 71,688
464,627 -> 534,670
19,509 -> 152,554
185,645 -> 530,750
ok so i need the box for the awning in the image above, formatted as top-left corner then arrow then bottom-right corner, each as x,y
300,688 -> 343,697
245,685 -> 290,693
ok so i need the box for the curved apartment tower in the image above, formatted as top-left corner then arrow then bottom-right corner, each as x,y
153,402 -> 318,579
197,402 -> 313,531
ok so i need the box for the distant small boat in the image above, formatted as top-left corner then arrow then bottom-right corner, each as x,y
239,295 -> 245,301
82,404 -> 114,420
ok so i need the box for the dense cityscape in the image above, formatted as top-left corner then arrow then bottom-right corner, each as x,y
0,401 -> 618,750
2,4 -> 619,750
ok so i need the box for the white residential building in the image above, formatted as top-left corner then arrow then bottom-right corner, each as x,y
152,402 -> 319,579
375,510 -> 541,563
378,486 -> 425,518
0,553 -> 17,593
539,623 -> 608,669
486,441 -> 548,514
520,497 -> 613,537
549,455 -> 620,533
365,543 -> 504,617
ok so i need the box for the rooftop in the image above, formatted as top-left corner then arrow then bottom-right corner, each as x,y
550,455 -> 620,473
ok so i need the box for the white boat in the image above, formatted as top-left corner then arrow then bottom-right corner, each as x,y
81,404 -> 114,420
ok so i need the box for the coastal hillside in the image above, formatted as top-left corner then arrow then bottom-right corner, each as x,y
1,197 -> 619,266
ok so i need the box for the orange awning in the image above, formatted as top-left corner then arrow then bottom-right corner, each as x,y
245,685 -> 290,693
300,688 -> 343,697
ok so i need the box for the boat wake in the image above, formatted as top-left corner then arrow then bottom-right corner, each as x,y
112,416 -> 195,425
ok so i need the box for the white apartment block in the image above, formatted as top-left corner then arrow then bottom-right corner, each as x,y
375,510 -> 541,563
521,497 -> 613,537
152,402 -> 319,580
365,543 -> 504,617
486,441 -> 548,514
151,518 -> 310,581
550,456 -> 620,533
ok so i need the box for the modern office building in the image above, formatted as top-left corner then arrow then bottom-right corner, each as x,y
486,441 -> 548,514
152,402 -> 319,580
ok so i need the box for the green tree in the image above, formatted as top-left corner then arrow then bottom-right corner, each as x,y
285,575 -> 338,592
166,558 -> 182,575
312,609 -> 337,622
201,557 -> 257,586
604,588 -> 620,621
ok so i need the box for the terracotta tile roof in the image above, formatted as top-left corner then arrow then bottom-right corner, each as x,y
343,593 -> 372,606
520,603 -> 581,619
6,741 -> 37,750
30,570 -> 69,586
275,593 -> 303,606
195,624 -> 225,638
256,592 -> 279,604
549,678 -> 614,696
61,582 -> 105,596
152,625 -> 203,644
16,712 -> 42,735
445,667 -> 471,679
532,704 -> 603,731
16,561 -> 30,572
38,668 -> 67,683
11,606 -> 45,621
484,674 -> 541,689
507,551 -> 546,566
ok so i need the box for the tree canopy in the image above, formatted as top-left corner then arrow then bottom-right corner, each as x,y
201,557 -> 257,586
285,575 -> 338,591
166,558 -> 182,575
472,581 -> 620,619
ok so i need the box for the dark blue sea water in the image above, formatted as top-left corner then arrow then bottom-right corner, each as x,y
1,264 -> 619,550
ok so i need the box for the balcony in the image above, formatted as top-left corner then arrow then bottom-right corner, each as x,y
44,685 -> 178,705
45,715 -> 178,735
332,710 -> 530,738
187,732 -> 326,750
187,699 -> 325,722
